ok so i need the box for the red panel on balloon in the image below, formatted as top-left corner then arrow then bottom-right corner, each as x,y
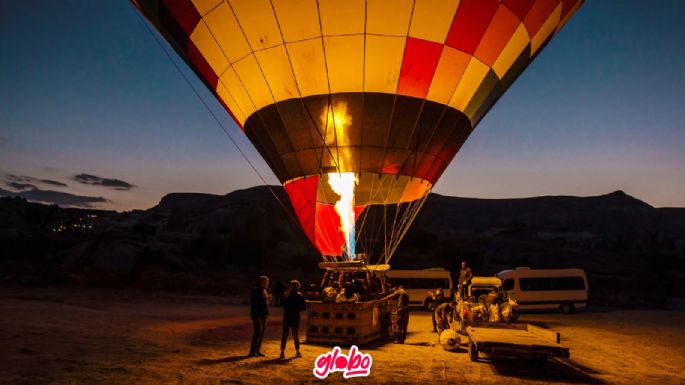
314,203 -> 365,256
502,0 -> 535,21
397,38 -> 443,99
284,177 -> 319,249
161,0 -> 200,35
188,40 -> 219,89
560,0 -> 581,21
285,177 -> 365,256
445,0 -> 499,54
523,0 -> 561,37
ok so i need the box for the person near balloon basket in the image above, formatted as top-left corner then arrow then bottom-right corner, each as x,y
249,275 -> 271,357
382,285 -> 410,344
280,280 -> 306,359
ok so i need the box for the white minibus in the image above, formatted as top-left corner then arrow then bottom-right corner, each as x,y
386,268 -> 453,309
497,267 -> 589,314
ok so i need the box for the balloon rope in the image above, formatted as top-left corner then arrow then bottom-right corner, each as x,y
134,11 -> 301,230
388,191 -> 430,262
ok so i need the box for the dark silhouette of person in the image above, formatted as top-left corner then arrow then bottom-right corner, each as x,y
280,280 -> 306,359
249,275 -> 270,357
457,261 -> 473,299
434,300 -> 456,333
383,285 -> 410,343
430,287 -> 445,332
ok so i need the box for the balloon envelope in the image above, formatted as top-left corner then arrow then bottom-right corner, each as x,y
133,0 -> 583,260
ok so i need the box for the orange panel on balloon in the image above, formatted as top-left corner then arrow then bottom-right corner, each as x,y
397,37 -> 443,99
474,4 -> 521,67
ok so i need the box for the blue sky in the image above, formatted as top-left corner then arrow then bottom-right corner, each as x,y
1,1 -> 684,210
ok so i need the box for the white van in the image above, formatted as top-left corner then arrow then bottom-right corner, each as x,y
386,268 -> 453,309
496,267 -> 589,314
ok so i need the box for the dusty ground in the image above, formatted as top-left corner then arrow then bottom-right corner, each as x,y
0,288 -> 684,385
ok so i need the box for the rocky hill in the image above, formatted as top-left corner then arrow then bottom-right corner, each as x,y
1,187 -> 684,305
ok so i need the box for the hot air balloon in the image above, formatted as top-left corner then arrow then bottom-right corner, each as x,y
132,0 -> 583,264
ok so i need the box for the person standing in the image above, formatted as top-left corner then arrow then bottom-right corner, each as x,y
280,280 -> 306,359
249,275 -> 270,357
429,287 -> 445,332
382,285 -> 410,343
457,261 -> 473,300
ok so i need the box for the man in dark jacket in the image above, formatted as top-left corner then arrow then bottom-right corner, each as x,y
249,275 -> 270,357
280,280 -> 306,359
457,261 -> 473,300
382,285 -> 410,343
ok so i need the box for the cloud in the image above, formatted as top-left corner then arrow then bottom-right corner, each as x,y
6,174 -> 68,187
73,173 -> 134,190
0,187 -> 108,208
7,182 -> 37,191
40,179 -> 68,187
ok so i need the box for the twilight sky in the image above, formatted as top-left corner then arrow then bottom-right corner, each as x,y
1,1 -> 684,211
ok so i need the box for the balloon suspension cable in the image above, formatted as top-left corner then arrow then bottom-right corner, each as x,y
134,11 -> 301,230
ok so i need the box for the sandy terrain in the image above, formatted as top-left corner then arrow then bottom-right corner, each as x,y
1,288 -> 684,385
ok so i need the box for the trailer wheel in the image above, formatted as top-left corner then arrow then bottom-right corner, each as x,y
560,302 -> 575,314
468,339 -> 478,362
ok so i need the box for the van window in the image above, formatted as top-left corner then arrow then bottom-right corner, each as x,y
519,277 -> 586,291
502,279 -> 515,291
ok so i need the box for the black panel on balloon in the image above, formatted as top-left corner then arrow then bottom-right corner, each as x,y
244,93 -> 473,184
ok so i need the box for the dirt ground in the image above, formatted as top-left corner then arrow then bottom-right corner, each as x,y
1,288 -> 684,385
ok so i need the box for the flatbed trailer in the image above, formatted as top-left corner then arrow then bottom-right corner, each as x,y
465,323 -> 569,363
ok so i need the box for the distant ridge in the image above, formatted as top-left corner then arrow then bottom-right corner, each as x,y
1,187 -> 683,305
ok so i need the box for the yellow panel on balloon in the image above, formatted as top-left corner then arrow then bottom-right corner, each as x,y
531,3 -> 561,55
216,80 -> 247,125
364,35 -> 406,94
233,55 -> 274,112
220,68 -> 256,119
318,0 -> 365,36
203,2 -> 250,64
191,0 -> 221,16
271,0 -> 320,43
399,178 -> 431,203
229,0 -> 283,51
426,47 -> 471,105
287,39 -> 329,97
324,35 -> 364,94
491,24 -> 529,79
409,0 -> 460,44
366,0 -> 413,36
254,45 -> 299,103
448,57 -> 489,114
190,21 -> 229,76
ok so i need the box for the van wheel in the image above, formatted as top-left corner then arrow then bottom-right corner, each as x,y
560,302 -> 575,314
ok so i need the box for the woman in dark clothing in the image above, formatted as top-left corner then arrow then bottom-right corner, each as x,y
280,280 -> 306,359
